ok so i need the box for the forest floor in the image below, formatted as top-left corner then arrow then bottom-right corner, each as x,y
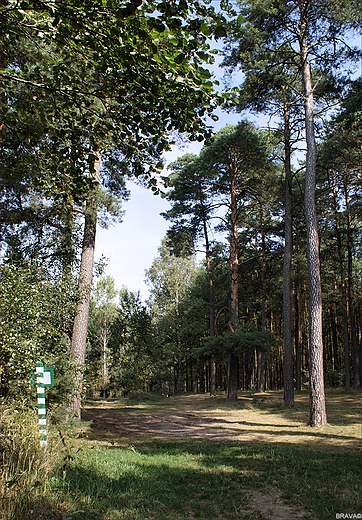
82,391 -> 360,446
66,389 -> 362,520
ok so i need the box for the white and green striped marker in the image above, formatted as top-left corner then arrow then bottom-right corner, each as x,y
36,361 -> 47,447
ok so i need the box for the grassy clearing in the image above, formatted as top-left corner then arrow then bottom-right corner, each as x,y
51,390 -> 360,520
3,391 -> 360,519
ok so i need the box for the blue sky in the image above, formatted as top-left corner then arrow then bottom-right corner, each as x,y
94,31 -> 361,301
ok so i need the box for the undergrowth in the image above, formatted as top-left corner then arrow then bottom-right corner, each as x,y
0,399 -> 83,520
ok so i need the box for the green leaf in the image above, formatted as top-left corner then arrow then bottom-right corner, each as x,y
167,18 -> 182,30
214,24 -> 227,39
174,53 -> 185,64
151,19 -> 166,33
196,22 -> 209,37
197,67 -> 211,79
168,36 -> 179,46
196,51 -> 211,62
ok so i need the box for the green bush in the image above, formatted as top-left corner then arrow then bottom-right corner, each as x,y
1,262 -> 76,399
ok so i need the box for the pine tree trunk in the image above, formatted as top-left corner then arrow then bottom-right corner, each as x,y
329,172 -> 350,391
227,171 -> 239,399
256,205 -> 266,393
202,214 -> 216,396
282,94 -> 294,404
69,193 -> 98,418
299,11 -> 327,427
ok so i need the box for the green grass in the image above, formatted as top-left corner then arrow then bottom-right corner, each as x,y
1,400 -> 65,520
3,391 -> 360,519
50,437 -> 360,520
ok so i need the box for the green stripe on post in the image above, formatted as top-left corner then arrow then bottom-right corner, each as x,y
36,362 -> 47,447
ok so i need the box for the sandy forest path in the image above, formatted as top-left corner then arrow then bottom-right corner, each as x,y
82,392 -> 358,446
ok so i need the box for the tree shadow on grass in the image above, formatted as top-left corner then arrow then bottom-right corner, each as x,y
56,438 -> 360,520
56,459 -> 255,519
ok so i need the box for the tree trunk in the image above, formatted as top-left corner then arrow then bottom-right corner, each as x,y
69,156 -> 101,419
69,193 -> 98,418
256,205 -> 266,393
299,10 -> 327,427
282,93 -> 295,404
202,213 -> 216,396
102,316 -> 108,398
227,170 -> 239,399
342,175 -> 360,389
329,172 -> 350,391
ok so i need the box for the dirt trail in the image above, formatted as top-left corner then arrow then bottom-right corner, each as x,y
82,393 -> 358,447
83,394 -> 286,440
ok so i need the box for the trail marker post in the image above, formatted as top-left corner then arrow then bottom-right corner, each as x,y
32,362 -> 54,447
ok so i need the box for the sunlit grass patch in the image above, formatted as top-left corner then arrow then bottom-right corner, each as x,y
84,392 -> 174,414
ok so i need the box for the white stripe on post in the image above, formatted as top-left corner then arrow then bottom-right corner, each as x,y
36,362 -> 47,447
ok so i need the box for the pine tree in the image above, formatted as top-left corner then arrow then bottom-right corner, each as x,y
221,0 -> 360,425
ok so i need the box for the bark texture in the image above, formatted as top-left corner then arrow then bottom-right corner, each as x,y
69,156 -> 101,419
299,9 -> 327,427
